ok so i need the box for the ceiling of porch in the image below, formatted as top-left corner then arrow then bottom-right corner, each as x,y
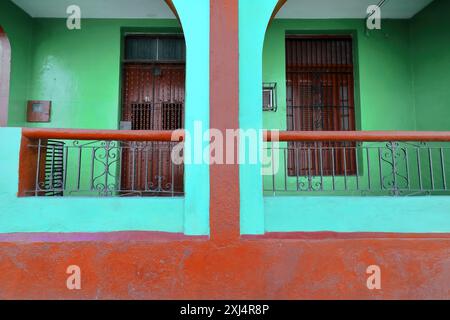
11,0 -> 176,19
11,0 -> 434,19
277,0 -> 434,19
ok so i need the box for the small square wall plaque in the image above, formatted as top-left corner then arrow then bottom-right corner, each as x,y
27,101 -> 51,122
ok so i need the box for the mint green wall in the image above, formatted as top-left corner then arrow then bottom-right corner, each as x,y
410,0 -> 450,188
25,18 -> 181,129
411,0 -> 450,131
0,0 -> 33,126
0,0 -> 210,236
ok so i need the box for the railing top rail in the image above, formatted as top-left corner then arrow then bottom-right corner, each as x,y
264,131 -> 450,142
22,128 -> 184,142
21,128 -> 450,142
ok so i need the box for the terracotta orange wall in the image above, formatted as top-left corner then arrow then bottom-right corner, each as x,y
210,0 -> 240,242
0,236 -> 449,299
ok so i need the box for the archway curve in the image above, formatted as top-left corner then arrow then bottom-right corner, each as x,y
0,26 -> 11,127
164,0 -> 180,20
270,0 -> 287,24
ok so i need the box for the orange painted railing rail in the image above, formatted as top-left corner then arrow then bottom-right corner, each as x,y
22,128 -> 184,142
264,131 -> 450,142
21,128 -> 450,143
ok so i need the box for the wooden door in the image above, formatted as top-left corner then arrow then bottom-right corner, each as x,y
121,63 -> 185,195
286,36 -> 357,177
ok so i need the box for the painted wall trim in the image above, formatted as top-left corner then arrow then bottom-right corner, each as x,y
0,231 -> 208,243
243,232 -> 450,240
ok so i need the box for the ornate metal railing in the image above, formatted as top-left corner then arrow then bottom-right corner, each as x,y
20,129 -> 184,197
263,131 -> 450,196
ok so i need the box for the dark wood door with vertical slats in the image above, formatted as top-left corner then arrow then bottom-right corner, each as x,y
121,63 -> 185,195
286,36 -> 356,176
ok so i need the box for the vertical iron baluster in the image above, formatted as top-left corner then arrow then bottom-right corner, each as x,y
417,147 -> 423,191
343,146 -> 347,191
131,144 -> 136,191
104,142 -> 110,196
90,146 -> 95,191
440,148 -> 447,190
331,147 -> 336,190
50,144 -> 55,192
63,145 -> 68,192
295,146 -> 299,191
391,142 -> 398,194
284,148 -> 288,192
171,143 -> 175,197
428,147 -> 434,190
271,143 -> 275,196
77,146 -> 82,191
366,147 -> 371,191
405,147 -> 410,190
117,143 -> 123,194
307,146 -> 312,191
136,143 -> 141,192
145,146 -> 149,191
35,139 -> 42,196
158,145 -> 163,191
355,144 -> 359,191
378,147 -> 383,190
319,145 -> 323,191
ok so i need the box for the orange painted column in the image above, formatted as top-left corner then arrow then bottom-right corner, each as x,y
210,0 -> 240,242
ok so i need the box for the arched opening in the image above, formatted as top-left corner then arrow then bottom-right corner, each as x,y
0,26 -> 11,127
10,0 -> 209,234
261,0 -> 450,199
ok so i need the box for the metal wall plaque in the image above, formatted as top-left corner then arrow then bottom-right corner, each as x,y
27,101 -> 51,122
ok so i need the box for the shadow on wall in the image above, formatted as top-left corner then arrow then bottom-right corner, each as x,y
0,26 -> 11,127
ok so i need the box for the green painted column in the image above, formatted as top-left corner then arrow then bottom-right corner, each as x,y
173,0 -> 210,235
239,0 -> 278,234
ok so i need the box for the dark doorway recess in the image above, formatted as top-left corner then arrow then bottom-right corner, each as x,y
286,35 -> 357,176
121,35 -> 185,195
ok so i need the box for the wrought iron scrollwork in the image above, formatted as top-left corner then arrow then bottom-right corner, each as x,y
298,175 -> 323,191
91,141 -> 119,196
380,141 -> 409,195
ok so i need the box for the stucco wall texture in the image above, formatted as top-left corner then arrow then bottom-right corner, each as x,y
0,236 -> 449,299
